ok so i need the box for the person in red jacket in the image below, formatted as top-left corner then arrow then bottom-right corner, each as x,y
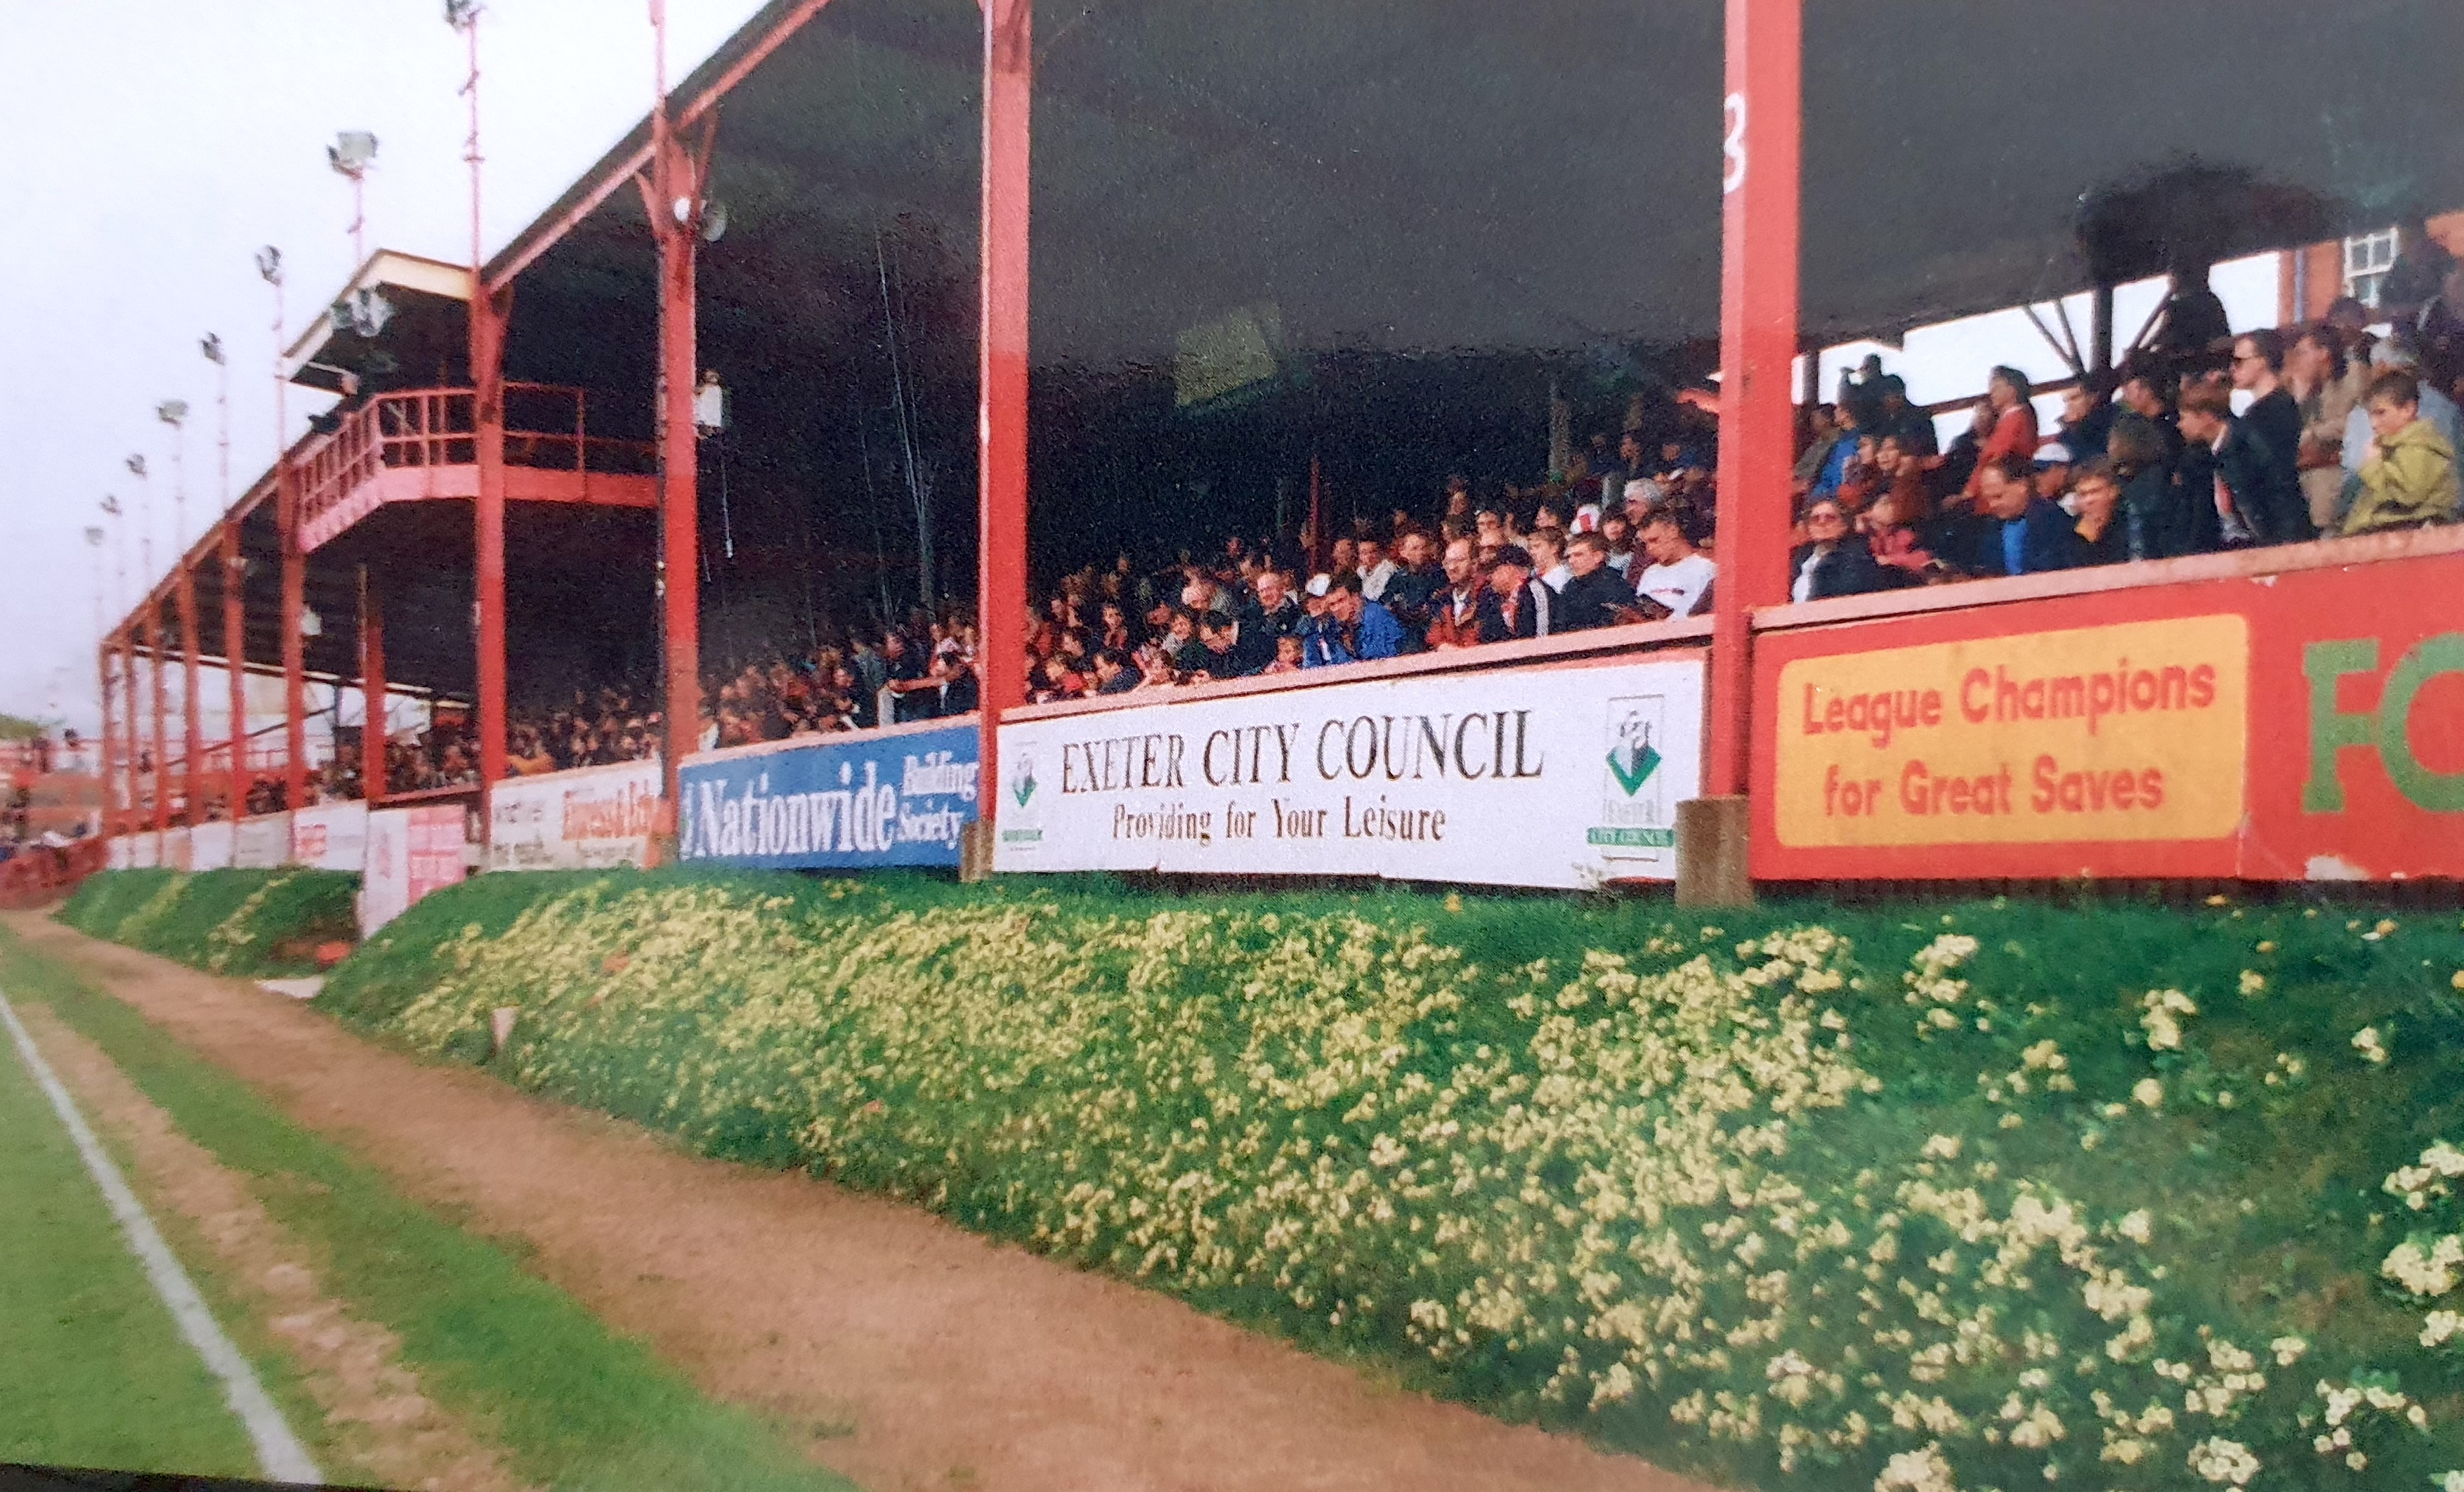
1962,366 -> 2041,502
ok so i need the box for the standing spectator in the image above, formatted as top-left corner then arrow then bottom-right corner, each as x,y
882,631 -> 935,722
1381,531 -> 1443,637
1968,455 -> 2078,577
1242,570 -> 1305,645
2067,458 -> 2130,567
1555,532 -> 1649,629
1631,511 -> 1717,619
1809,403 -> 1864,499
2343,342 -> 2464,487
1871,377 -> 1938,458
2176,383 -> 2312,549
2231,330 -> 2304,506
1092,648 -> 1141,695
1527,528 -> 1571,593
1476,546 -> 1550,641
1787,498 -> 1888,601
2288,324 -> 2368,532
1860,489 -> 1937,586
1424,536 -> 1487,649
2106,415 -> 2180,561
1962,367 -> 2041,502
1303,572 -> 1406,667
1794,404 -> 1844,497
2057,376 -> 2116,462
2031,442 -> 2076,508
1193,613 -> 1272,679
1356,536 -> 1397,602
2342,370 -> 2461,535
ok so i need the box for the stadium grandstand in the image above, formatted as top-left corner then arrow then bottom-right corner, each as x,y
84,0 -> 2464,899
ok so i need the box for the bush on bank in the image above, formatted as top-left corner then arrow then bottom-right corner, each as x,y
60,868 -> 359,978
191,870 -> 2464,1486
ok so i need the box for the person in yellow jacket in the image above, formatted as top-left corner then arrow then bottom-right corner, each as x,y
2342,370 -> 2461,535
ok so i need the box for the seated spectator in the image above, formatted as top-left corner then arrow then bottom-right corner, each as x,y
2105,412 -> 2180,561
2342,370 -> 2461,535
1555,532 -> 1651,629
2175,383 -> 2312,548
1788,497 -> 1889,601
1793,404 -> 1842,496
1243,570 -> 1304,643
1809,403 -> 1864,499
1425,536 -> 1486,649
2343,340 -> 2464,487
1631,509 -> 1716,618
1476,545 -> 1550,641
1381,531 -> 1443,636
1356,536 -> 1397,601
1966,454 -> 2077,577
2067,458 -> 2130,567
1193,612 -> 1272,679
1262,634 -> 1305,675
2032,442 -> 2074,508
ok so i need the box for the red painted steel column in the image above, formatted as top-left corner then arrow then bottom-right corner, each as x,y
97,641 -> 114,839
178,562 -> 204,827
360,565 -> 386,804
149,609 -> 169,843
1705,0 -> 1802,801
473,289 -> 510,798
646,130 -> 703,801
223,522 -> 247,819
280,462 -> 308,813
977,0 -> 1031,826
120,634 -> 140,839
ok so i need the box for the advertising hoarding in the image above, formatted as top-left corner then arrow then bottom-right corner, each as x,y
360,805 -> 468,936
291,801 -> 370,872
188,821 -> 234,871
487,760 -> 660,872
677,722 -> 979,871
994,654 -> 1705,889
233,813 -> 291,870
1752,546 -> 2464,880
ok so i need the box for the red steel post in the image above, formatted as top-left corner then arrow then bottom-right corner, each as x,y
280,465 -> 307,813
976,0 -> 1032,826
120,634 -> 139,840
149,608 -> 169,844
223,521 -> 247,818
641,15 -> 707,804
97,641 -> 114,839
1705,0 -> 1802,801
473,291 -> 510,797
360,565 -> 386,804
178,562 -> 204,827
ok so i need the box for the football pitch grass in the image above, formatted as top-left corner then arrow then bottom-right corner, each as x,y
0,977 -> 259,1477
0,926 -> 855,1492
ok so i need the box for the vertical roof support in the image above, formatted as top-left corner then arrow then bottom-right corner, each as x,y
978,0 -> 1033,835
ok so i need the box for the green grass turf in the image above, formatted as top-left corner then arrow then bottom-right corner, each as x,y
58,869 -> 358,979
0,979 -> 259,1477
0,926 -> 855,1492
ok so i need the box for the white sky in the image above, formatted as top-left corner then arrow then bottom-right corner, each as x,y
0,0 -> 768,732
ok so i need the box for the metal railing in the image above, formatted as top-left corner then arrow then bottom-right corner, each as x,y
294,384 -> 657,542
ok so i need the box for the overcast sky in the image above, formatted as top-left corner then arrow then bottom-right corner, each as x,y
0,0 -> 769,731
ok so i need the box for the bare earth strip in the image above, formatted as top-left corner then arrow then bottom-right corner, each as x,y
5,914 -> 1708,1492
13,1002 -> 531,1492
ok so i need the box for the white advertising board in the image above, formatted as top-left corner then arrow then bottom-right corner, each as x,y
107,836 -> 131,870
233,813 -> 291,869
188,821 -> 235,871
993,655 -> 1705,889
486,760 -> 661,872
164,827 -> 192,871
131,835 -> 159,869
360,805 -> 468,937
291,801 -> 370,872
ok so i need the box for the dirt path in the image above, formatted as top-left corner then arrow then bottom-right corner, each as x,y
15,1004 -> 529,1492
6,913 -> 1708,1492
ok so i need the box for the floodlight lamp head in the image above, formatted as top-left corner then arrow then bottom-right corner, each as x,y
100,496 -> 122,517
335,287 -> 395,339
84,526 -> 105,547
157,400 -> 189,426
200,332 -> 224,365
255,245 -> 283,284
444,0 -> 481,30
328,131 -> 379,177
125,454 -> 147,478
700,200 -> 729,243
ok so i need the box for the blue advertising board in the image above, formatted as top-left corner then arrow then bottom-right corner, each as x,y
677,723 -> 980,870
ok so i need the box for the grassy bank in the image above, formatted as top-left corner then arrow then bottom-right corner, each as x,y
292,868 -> 2464,1491
0,927 -> 853,1492
60,869 -> 358,977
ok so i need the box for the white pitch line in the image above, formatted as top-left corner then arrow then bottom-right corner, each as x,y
0,986 -> 322,1485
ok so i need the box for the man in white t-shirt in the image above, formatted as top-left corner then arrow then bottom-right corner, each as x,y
1631,511 -> 1716,618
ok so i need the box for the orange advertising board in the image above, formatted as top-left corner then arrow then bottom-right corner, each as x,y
1751,542 -> 2464,881
1771,617 -> 2248,850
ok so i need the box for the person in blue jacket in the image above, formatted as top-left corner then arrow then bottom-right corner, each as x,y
1968,454 -> 2078,577
1302,571 -> 1407,667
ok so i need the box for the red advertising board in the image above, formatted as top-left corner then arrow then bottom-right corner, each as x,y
1750,543 -> 2464,881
